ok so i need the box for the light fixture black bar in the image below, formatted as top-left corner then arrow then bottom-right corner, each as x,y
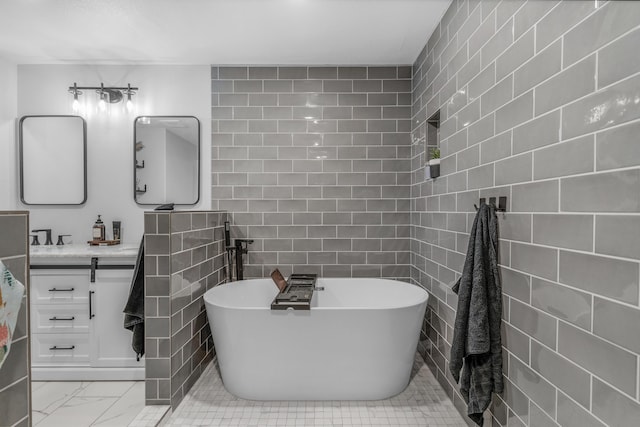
69,85 -> 139,91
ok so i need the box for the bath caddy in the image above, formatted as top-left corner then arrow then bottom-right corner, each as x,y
271,273 -> 317,310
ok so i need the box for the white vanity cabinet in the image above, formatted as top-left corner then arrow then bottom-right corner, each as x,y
30,246 -> 143,380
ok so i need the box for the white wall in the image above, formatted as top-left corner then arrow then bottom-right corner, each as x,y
17,65 -> 211,244
0,58 -> 17,210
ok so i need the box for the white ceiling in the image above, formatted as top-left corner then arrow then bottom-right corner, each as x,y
0,0 -> 451,65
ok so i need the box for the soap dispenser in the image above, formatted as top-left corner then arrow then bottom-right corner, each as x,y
93,215 -> 106,241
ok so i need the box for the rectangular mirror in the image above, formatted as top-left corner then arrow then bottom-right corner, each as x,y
134,116 -> 200,205
19,115 -> 87,205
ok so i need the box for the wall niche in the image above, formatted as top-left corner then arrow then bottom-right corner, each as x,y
425,110 -> 440,179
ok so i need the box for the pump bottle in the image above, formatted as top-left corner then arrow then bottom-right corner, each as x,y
93,215 -> 106,241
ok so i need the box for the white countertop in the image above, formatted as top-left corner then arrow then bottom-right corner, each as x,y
30,243 -> 139,259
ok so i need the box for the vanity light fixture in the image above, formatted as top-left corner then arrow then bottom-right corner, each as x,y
68,82 -> 138,113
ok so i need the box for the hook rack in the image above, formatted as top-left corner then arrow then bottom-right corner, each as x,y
474,196 -> 507,212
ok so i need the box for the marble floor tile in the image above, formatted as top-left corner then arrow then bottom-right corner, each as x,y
92,382 -> 145,426
32,410 -> 47,426
37,397 -> 118,427
32,381 -> 89,416
31,382 -> 47,392
75,381 -> 136,398
31,380 -> 145,427
127,404 -> 171,427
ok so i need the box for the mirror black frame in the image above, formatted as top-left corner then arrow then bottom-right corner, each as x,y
133,115 -> 201,206
19,115 -> 88,206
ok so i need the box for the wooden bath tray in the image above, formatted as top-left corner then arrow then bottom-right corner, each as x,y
87,240 -> 121,246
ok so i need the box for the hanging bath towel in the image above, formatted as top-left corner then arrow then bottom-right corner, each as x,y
0,260 -> 25,371
449,203 -> 503,426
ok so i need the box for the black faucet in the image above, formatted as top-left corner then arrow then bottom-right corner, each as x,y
57,235 -> 71,246
224,221 -> 237,282
234,239 -> 254,281
32,229 -> 53,245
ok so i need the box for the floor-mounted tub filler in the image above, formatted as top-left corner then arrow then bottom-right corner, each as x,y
203,278 -> 428,400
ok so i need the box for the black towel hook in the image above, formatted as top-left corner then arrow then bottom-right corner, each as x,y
475,196 -> 507,212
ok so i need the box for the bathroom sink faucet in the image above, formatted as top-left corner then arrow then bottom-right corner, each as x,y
32,229 -> 53,245
234,239 -> 254,281
57,234 -> 71,245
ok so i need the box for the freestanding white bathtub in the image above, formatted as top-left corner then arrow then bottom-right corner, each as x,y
203,278 -> 428,400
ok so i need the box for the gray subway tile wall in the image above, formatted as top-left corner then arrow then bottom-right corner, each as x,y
529,339 -> 591,409
212,66 -> 412,279
144,212 -> 172,405
0,212 -> 30,427
411,0 -> 640,426
558,321 -> 636,397
144,211 -> 227,409
556,390 -> 605,427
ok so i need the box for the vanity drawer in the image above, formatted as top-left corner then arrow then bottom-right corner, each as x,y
31,333 -> 90,364
30,271 -> 90,304
31,304 -> 90,334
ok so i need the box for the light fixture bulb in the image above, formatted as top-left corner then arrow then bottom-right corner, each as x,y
98,92 -> 107,112
69,83 -> 82,113
72,92 -> 80,113
126,92 -> 133,112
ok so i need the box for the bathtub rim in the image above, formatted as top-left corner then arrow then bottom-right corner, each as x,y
203,277 -> 429,311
